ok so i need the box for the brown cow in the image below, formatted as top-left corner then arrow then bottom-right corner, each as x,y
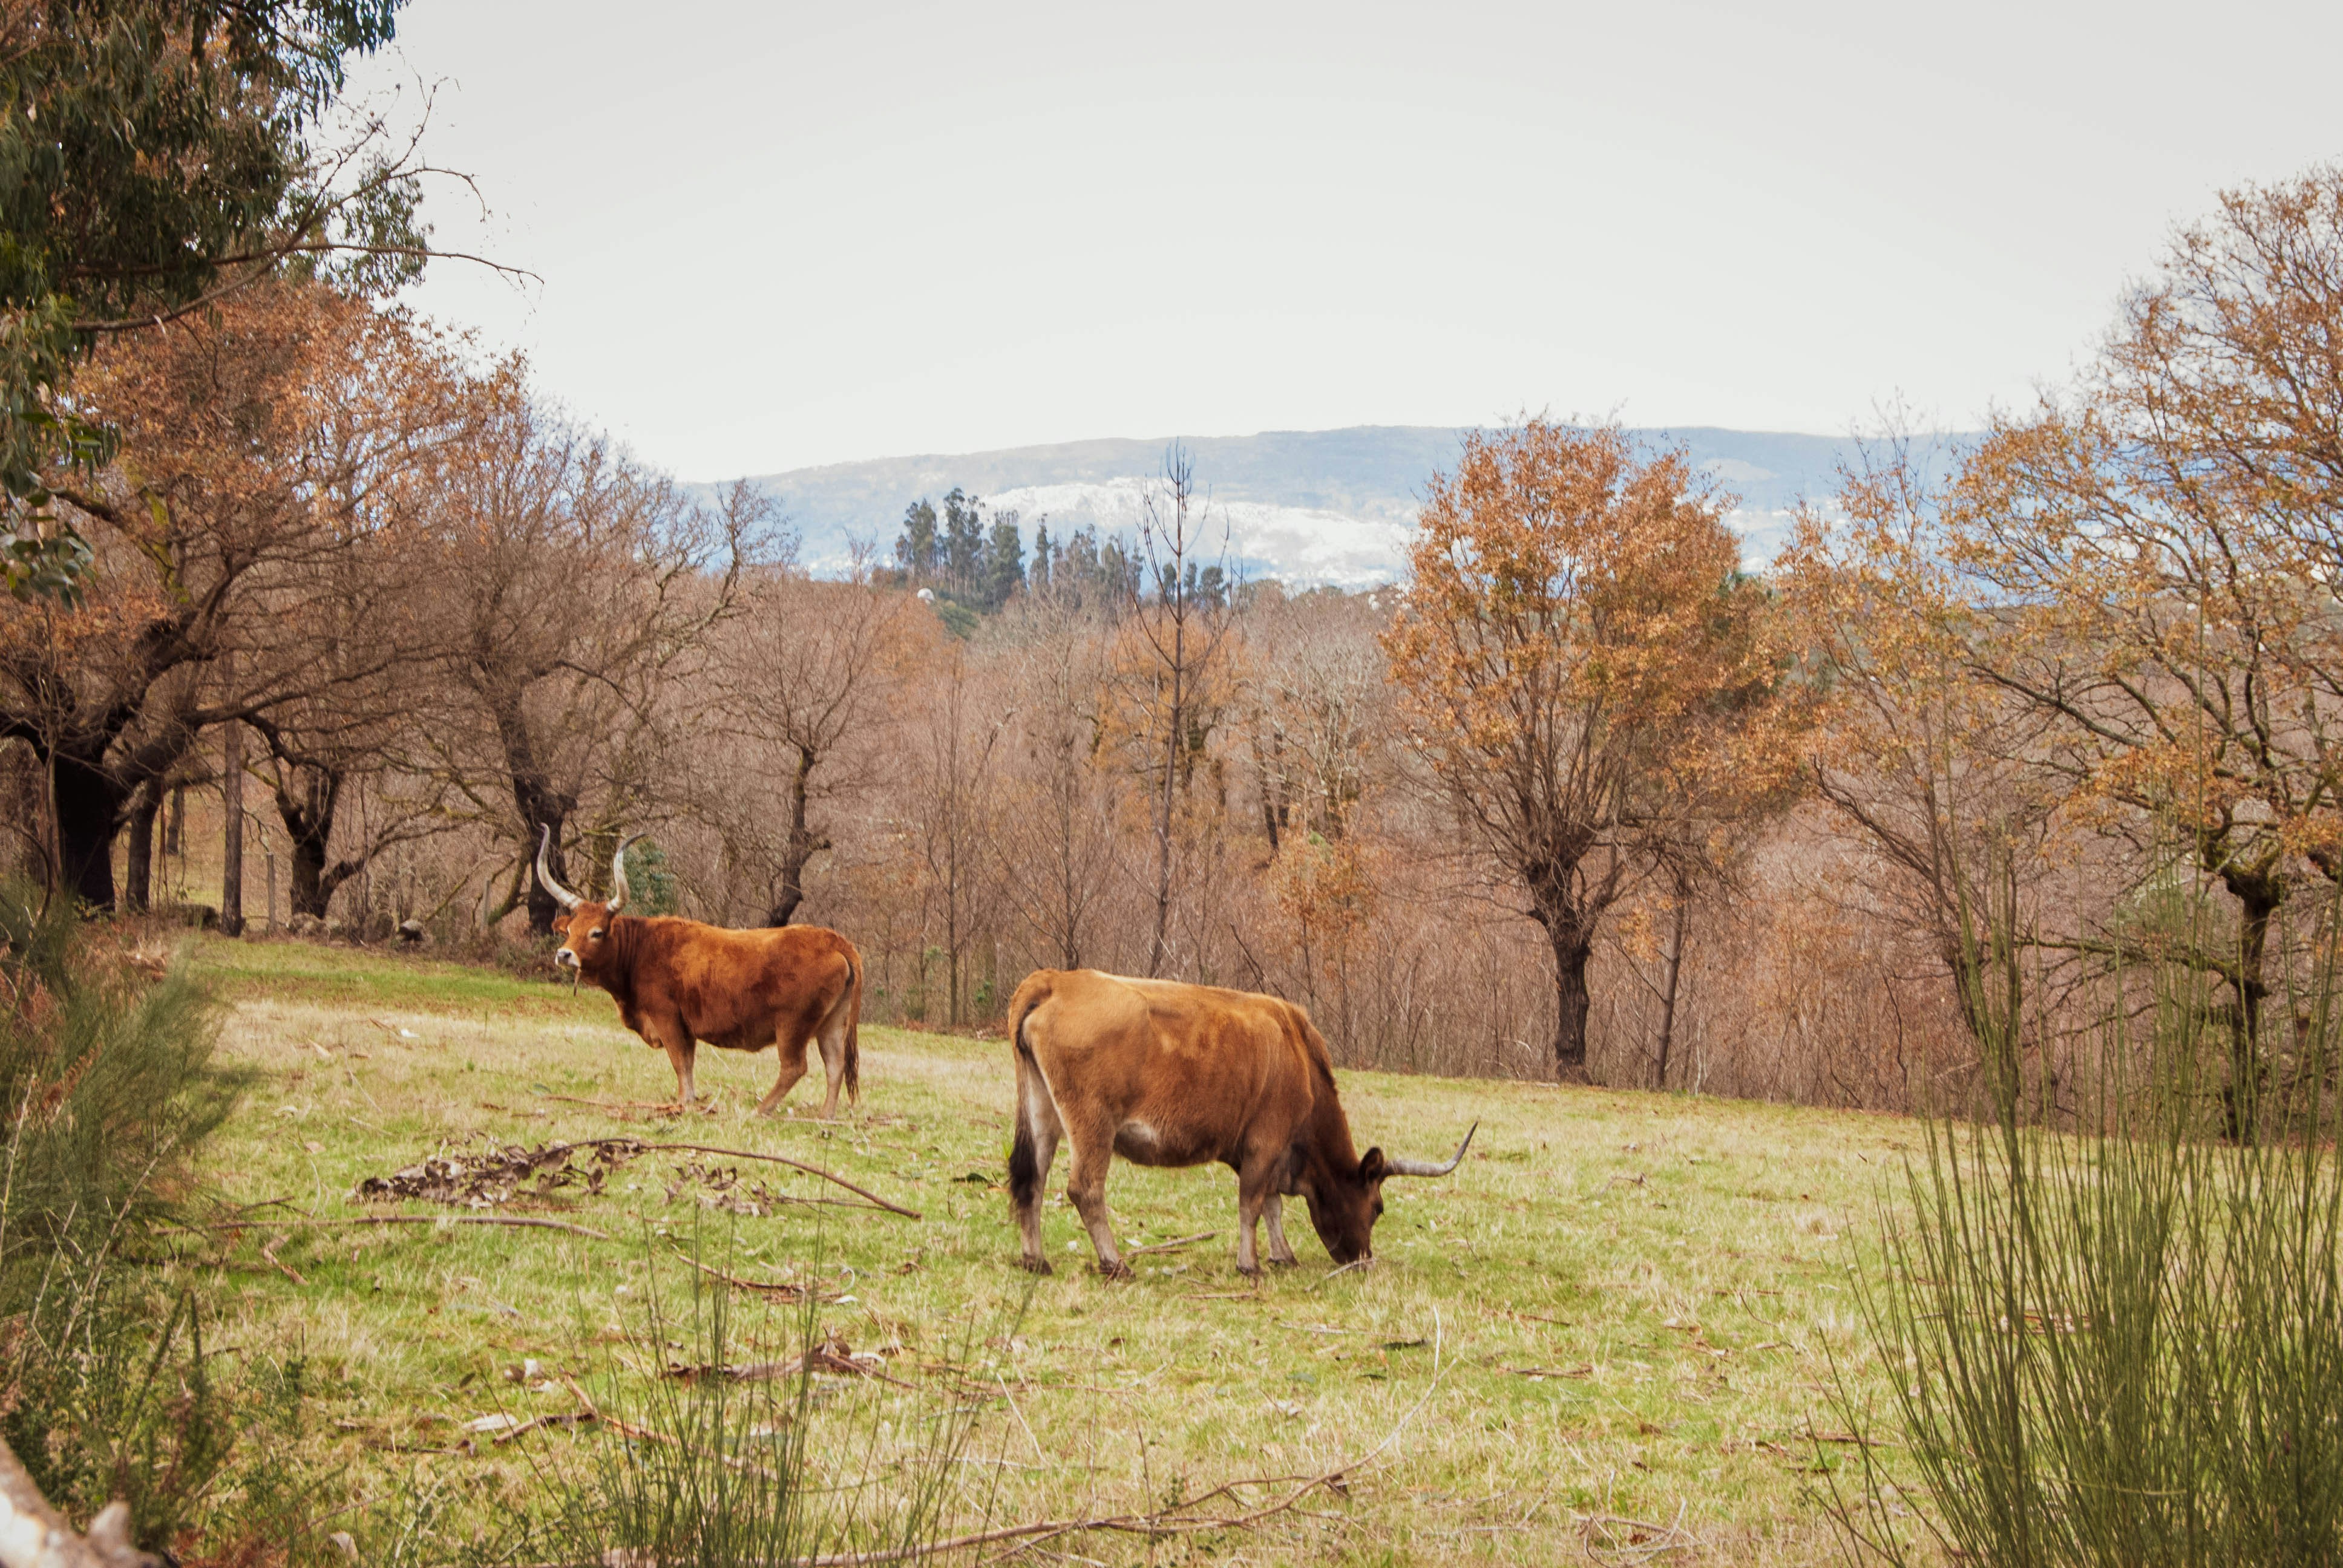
1005,969 -> 1473,1277
536,829 -> 862,1116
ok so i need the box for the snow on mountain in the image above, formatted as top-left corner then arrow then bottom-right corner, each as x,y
710,426 -> 1942,586
973,476 -> 1415,590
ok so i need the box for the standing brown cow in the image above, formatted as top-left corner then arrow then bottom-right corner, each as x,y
1006,969 -> 1473,1277
536,829 -> 862,1117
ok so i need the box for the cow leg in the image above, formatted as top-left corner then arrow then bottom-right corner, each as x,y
811,1004 -> 850,1119
649,1016 -> 698,1108
1262,1194 -> 1300,1267
1009,1050 -> 1063,1273
755,1020 -> 814,1117
1234,1165 -> 1280,1278
1061,1126 -> 1130,1280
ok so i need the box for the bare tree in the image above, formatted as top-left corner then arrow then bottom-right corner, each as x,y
1122,446 -> 1234,976
712,540 -> 923,926
426,392 -> 749,933
994,588 -> 1127,969
911,648 -> 1006,1025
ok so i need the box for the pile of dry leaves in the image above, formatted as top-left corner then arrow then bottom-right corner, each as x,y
351,1137 -> 646,1209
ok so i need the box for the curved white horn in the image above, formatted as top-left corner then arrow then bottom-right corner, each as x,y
1381,1121 -> 1478,1178
607,832 -> 646,913
534,825 -> 582,912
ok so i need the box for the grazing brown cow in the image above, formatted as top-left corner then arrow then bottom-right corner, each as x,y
1005,969 -> 1473,1278
536,828 -> 862,1116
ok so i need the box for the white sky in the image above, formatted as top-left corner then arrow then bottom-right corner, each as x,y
345,0 -> 2343,480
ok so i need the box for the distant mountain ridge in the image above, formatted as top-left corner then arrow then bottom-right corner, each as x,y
716,425 -> 1906,588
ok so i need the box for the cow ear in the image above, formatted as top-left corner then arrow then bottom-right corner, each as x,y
1358,1148 -> 1387,1181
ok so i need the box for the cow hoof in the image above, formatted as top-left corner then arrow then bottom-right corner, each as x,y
1096,1260 -> 1135,1282
1017,1256 -> 1054,1276
1268,1256 -> 1299,1270
1236,1263 -> 1265,1279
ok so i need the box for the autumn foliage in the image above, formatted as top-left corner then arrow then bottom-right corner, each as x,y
13,169 -> 2343,1116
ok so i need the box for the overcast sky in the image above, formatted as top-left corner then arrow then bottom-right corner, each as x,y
345,1 -> 2343,480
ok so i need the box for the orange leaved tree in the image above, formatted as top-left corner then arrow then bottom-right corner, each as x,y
1384,419 -> 1786,1082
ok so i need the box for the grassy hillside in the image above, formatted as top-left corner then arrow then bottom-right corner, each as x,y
176,936 -> 1912,1564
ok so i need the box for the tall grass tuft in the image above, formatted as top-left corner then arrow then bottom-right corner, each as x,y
1826,882 -> 2343,1566
0,880 -> 275,1549
482,1224 -> 1002,1568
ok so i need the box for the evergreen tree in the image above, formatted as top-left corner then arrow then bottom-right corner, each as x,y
895,497 -> 939,580
984,514 -> 1026,608
942,487 -> 984,596
1031,521 -> 1052,596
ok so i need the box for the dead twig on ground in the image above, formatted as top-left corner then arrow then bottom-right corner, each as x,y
1126,1230 -> 1217,1257
1577,1500 -> 1698,1563
672,1252 -> 842,1301
258,1233 -> 307,1287
611,1141 -> 920,1219
1305,1258 -> 1374,1292
192,1214 -> 611,1239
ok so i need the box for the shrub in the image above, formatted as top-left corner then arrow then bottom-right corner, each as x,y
0,881 -> 272,1550
1826,893 -> 2343,1565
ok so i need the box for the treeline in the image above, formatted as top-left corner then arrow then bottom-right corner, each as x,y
886,487 -> 1187,626
11,166 -> 2343,1120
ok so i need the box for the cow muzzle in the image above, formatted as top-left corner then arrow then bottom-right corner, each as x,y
554,947 -> 579,971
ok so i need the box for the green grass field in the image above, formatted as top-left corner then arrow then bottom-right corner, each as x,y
173,935 -> 1916,1566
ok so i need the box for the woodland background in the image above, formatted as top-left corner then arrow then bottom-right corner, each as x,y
13,166 -> 2343,1123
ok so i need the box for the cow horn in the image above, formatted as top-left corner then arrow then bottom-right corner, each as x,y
1380,1121 -> 1478,1178
535,826 -> 582,912
606,832 -> 646,914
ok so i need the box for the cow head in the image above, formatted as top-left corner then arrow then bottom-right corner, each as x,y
536,826 -> 646,984
1302,1122 -> 1478,1264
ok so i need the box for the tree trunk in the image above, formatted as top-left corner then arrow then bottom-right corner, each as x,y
1150,675 -> 1178,978
1654,891 -> 1689,1090
123,781 -> 160,914
2225,886 -> 2278,1144
163,783 -> 184,858
220,719 -> 245,936
487,685 -> 574,935
50,749 -> 127,912
264,756 -> 352,921
1550,921 -> 1594,1083
765,745 -> 826,927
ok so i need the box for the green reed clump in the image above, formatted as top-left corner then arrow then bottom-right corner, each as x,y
480,1224 -> 1001,1568
1826,889 -> 2343,1566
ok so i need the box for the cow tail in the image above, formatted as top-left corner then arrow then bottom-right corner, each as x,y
842,944 -> 862,1105
1006,978 -> 1050,1211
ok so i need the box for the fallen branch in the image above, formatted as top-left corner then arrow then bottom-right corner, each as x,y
258,1234 -> 309,1287
673,1253 -> 842,1301
605,1142 -> 921,1220
537,1094 -> 693,1116
1305,1258 -> 1374,1292
195,1214 -> 611,1240
1577,1500 -> 1699,1563
664,1342 -> 917,1391
1126,1230 -> 1216,1258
